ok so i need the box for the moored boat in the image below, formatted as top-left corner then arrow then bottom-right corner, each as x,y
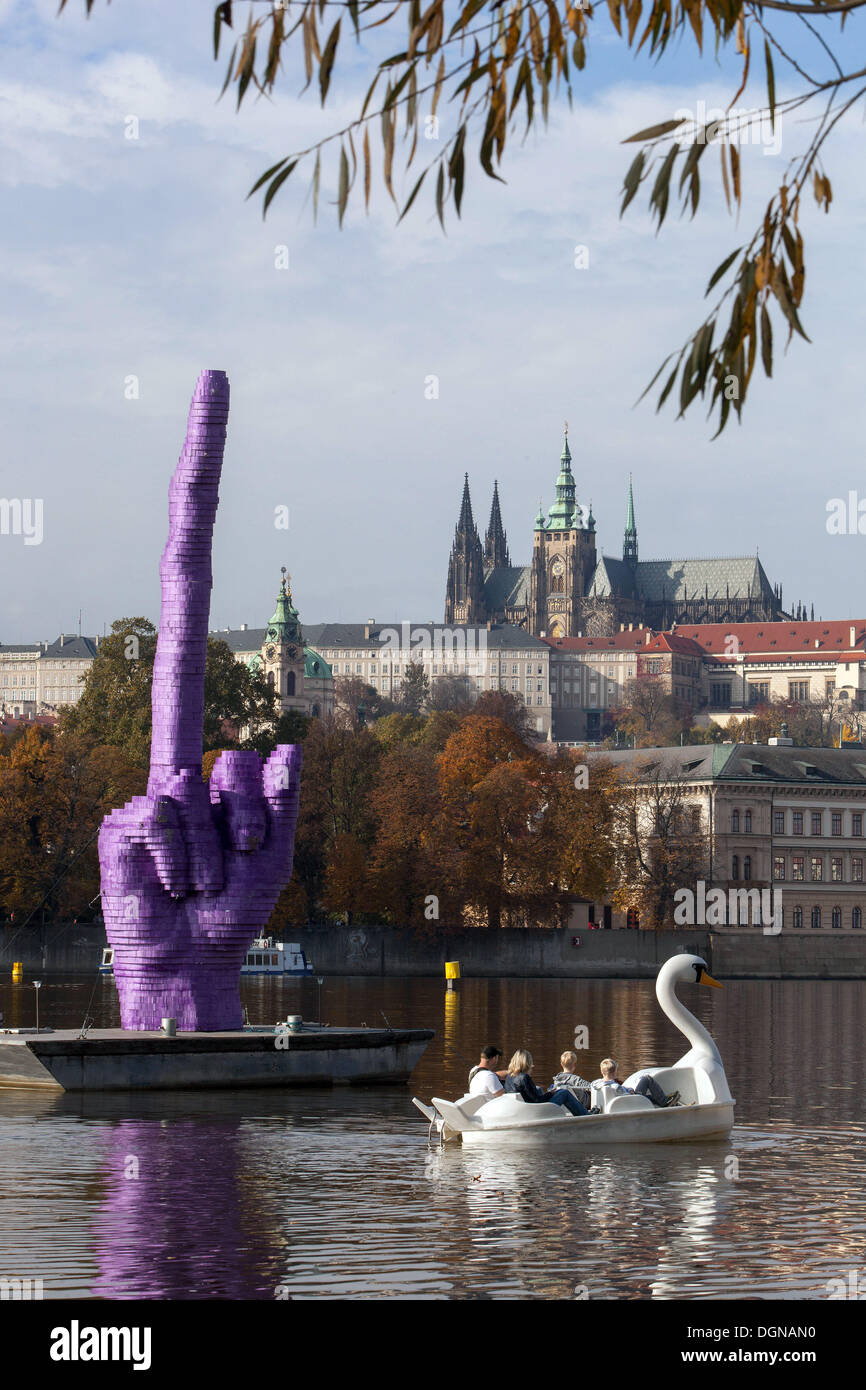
240,937 -> 314,977
413,953 -> 734,1145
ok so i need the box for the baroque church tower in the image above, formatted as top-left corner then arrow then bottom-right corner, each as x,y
528,430 -> 598,638
444,474 -> 487,624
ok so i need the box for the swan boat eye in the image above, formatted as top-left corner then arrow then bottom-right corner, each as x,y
693,964 -> 704,982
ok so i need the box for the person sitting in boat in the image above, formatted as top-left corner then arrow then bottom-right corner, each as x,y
591,1058 -> 679,1109
550,1051 -> 592,1110
505,1049 -> 588,1116
468,1045 -> 506,1099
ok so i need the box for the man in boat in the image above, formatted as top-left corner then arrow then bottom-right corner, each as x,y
468,1045 -> 506,1099
591,1058 -> 679,1109
550,1051 -> 592,1111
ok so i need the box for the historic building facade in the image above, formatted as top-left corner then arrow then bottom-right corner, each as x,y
593,740 -> 866,931
445,431 -> 791,639
215,570 -> 334,721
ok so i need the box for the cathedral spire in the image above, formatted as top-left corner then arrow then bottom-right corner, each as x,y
445,474 -> 486,624
484,479 -> 510,570
546,428 -> 578,530
623,473 -> 638,567
457,472 -> 475,534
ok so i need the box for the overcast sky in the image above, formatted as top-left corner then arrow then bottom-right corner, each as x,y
1,1 -> 864,644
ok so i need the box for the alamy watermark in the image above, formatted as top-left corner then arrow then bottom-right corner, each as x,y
0,498 -> 43,546
672,100 -> 782,157
674,880 -> 782,934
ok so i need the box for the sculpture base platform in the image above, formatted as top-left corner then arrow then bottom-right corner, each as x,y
0,1025 -> 434,1092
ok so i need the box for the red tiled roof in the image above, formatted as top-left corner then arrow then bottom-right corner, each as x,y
674,621 -> 866,655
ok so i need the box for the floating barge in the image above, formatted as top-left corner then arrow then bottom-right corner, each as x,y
0,1025 -> 433,1092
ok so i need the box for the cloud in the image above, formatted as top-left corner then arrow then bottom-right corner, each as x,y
0,7 -> 864,640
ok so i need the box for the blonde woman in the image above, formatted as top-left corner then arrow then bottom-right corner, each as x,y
504,1048 -> 588,1116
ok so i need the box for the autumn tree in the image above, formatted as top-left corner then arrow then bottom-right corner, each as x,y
0,726 -> 144,924
613,674 -> 688,747
432,715 -> 544,926
541,751 -> 624,916
66,1 -> 864,432
286,716 -> 382,918
366,741 -> 442,924
610,756 -> 710,928
334,675 -> 397,726
472,688 -> 533,738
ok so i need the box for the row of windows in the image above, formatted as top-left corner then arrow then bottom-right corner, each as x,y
732,809 -> 865,836
730,907 -> 862,928
772,854 -> 863,882
791,906 -> 859,928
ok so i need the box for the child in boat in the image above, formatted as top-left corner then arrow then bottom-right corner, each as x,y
591,1058 -> 679,1109
504,1049 -> 589,1116
550,1051 -> 592,1111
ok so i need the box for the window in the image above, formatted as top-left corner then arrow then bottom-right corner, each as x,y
749,682 -> 770,705
832,813 -> 842,836
774,810 -> 785,834
647,659 -> 661,674
731,810 -> 740,832
710,682 -> 732,708
286,672 -> 296,696
832,906 -> 842,929
789,680 -> 810,702
743,856 -> 752,881
773,856 -> 785,881
811,906 -> 822,929
854,907 -> 862,929
854,858 -> 863,882
854,813 -> 863,836
811,812 -> 822,836
810,856 -> 823,882
793,906 -> 803,928
792,855 -> 805,881
690,807 -> 701,832
831,857 -> 843,882
744,810 -> 752,833
792,811 -> 804,835
731,855 -> 739,880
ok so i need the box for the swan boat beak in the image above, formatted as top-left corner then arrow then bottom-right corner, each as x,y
699,971 -> 723,989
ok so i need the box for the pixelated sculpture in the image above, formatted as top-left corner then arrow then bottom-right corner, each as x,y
98,370 -> 302,1031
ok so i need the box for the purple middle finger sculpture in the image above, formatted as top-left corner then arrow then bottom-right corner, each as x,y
98,370 -> 302,1031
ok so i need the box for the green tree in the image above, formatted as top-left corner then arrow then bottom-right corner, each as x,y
64,1 -> 863,432
398,659 -> 430,715
63,619 -> 281,762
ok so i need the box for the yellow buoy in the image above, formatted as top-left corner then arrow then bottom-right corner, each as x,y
445,961 -> 460,991
12,962 -> 23,982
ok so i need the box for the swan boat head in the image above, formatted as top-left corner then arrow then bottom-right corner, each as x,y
631,952 -> 732,1106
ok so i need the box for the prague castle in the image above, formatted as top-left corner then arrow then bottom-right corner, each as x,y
445,432 -> 788,638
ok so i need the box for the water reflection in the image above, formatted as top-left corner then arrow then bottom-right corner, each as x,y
1,976 -> 865,1299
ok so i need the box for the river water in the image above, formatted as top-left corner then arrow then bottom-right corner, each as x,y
0,973 -> 864,1300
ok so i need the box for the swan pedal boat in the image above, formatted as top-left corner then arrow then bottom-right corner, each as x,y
413,954 -> 734,1146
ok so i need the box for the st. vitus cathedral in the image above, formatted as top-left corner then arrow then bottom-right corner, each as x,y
444,431 -> 791,639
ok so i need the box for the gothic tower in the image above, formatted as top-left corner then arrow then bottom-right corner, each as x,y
484,479 -> 510,570
444,474 -> 487,625
528,430 -> 597,638
623,473 -> 638,568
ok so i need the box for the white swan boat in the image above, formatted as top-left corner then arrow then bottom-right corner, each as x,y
412,953 -> 734,1145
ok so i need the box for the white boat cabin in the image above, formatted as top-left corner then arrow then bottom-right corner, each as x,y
241,937 -> 313,976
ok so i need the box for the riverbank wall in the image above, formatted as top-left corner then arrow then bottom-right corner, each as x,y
2,922 -> 866,980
